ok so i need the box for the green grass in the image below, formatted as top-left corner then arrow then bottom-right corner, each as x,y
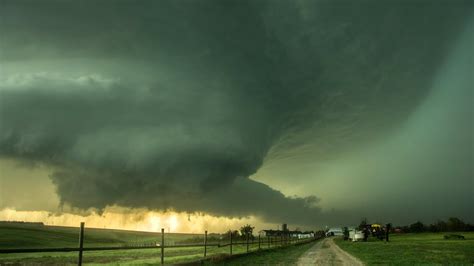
0,241 -> 310,265
204,241 -> 317,265
0,223 -> 198,249
0,223 -> 314,265
0,221 -> 198,249
0,223 -> 206,265
334,232 -> 474,265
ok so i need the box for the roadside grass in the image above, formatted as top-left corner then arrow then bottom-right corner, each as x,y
0,223 -> 315,265
204,241 -> 316,265
334,232 -> 474,265
0,241 -> 308,265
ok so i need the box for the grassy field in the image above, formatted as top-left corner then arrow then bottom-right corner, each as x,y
334,232 -> 474,265
0,223 -> 313,265
0,222 -> 200,249
204,241 -> 316,265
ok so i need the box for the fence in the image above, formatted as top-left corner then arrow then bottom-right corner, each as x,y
0,222 -> 322,265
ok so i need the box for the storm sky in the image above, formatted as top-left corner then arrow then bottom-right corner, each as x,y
0,0 -> 473,229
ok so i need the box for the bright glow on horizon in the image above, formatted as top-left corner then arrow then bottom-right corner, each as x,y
148,215 -> 161,232
0,207 -> 278,233
168,215 -> 178,232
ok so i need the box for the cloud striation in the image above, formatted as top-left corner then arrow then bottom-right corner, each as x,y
0,0 -> 472,225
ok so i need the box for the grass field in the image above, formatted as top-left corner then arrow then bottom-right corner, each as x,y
204,241 -> 316,265
334,232 -> 474,265
0,223 -> 313,265
0,222 -> 198,249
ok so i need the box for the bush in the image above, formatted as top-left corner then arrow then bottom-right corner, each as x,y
444,234 -> 465,240
409,221 -> 425,233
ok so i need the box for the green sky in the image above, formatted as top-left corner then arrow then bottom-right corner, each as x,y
0,0 -> 472,227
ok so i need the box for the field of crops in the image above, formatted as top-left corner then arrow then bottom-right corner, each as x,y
334,232 -> 474,265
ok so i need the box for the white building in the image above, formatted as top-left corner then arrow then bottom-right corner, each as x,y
326,227 -> 344,236
349,229 -> 364,241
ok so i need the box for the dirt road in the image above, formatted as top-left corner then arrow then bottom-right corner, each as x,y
296,238 -> 364,266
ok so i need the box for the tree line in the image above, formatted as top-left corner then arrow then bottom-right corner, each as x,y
224,224 -> 256,240
394,217 -> 474,233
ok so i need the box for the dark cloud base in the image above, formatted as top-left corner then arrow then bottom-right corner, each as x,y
0,0 -> 472,225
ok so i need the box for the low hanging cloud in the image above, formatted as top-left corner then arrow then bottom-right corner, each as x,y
0,0 -> 472,225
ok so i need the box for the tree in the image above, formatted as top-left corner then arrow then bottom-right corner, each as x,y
358,218 -> 369,241
447,217 -> 466,232
435,220 -> 447,232
409,221 -> 425,233
223,230 -> 240,240
428,223 -> 439,232
240,224 -> 255,239
358,218 -> 368,230
343,227 -> 349,241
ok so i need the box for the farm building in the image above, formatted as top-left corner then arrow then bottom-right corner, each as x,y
349,229 -> 364,241
259,224 -> 314,239
295,231 -> 315,239
326,227 -> 344,236
259,229 -> 314,238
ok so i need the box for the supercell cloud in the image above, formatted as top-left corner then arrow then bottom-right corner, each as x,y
0,0 -> 472,225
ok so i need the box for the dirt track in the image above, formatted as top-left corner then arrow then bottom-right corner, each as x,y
296,237 -> 364,266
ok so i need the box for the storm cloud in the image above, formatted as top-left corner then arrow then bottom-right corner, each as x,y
0,0 -> 472,225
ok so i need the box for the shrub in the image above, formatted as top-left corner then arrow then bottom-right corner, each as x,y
443,234 -> 465,240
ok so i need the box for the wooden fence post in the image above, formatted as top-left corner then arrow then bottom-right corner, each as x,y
258,234 -> 261,250
161,228 -> 164,265
204,230 -> 207,257
246,233 -> 249,253
78,222 -> 84,266
229,232 -> 233,255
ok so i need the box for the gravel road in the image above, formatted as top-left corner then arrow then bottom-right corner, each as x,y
296,237 -> 363,266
